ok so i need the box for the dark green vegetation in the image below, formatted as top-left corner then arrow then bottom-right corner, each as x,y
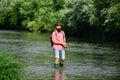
0,0 -> 120,42
0,53 -> 25,80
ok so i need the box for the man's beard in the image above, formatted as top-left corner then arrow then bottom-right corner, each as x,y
56,28 -> 62,32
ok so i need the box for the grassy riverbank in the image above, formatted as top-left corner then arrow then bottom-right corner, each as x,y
0,53 -> 26,80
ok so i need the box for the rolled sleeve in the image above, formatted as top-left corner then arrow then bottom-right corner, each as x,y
51,32 -> 57,43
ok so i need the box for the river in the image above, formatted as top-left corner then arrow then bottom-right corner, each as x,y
0,30 -> 120,80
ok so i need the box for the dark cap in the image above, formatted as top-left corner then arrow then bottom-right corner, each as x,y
54,22 -> 62,27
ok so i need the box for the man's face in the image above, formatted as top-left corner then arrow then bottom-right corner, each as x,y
56,26 -> 62,32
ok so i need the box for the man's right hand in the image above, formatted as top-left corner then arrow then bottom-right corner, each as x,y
62,42 -> 68,48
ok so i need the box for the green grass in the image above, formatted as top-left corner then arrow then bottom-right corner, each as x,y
0,53 -> 26,80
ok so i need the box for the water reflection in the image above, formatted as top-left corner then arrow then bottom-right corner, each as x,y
52,68 -> 66,80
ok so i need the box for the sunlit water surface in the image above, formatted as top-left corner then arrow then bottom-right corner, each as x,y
0,30 -> 120,80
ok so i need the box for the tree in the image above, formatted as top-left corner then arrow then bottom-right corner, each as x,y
52,0 -> 65,11
62,0 -> 120,41
62,0 -> 95,36
0,0 -> 65,32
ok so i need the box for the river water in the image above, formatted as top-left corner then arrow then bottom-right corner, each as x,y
0,30 -> 120,80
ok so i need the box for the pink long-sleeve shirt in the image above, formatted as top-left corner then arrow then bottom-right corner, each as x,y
51,30 -> 66,50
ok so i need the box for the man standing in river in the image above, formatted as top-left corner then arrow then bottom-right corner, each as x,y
51,22 -> 67,68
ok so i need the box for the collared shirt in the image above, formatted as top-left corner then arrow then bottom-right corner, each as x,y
51,30 -> 66,50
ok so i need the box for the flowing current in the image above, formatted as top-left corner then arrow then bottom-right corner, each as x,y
0,30 -> 120,80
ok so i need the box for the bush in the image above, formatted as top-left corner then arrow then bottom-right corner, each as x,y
0,53 -> 25,80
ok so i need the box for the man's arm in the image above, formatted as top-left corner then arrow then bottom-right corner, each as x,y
53,40 -> 66,45
52,32 -> 66,46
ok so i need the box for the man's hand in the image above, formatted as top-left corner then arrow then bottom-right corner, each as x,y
62,42 -> 68,48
